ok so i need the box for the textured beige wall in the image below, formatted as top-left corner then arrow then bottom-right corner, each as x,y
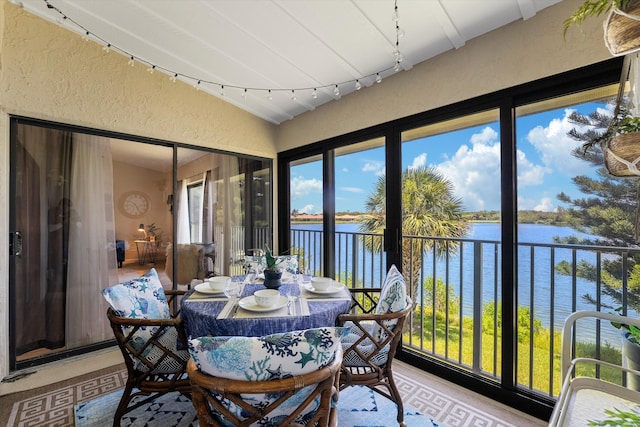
0,3 -> 277,155
276,0 -> 613,150
0,0 -> 276,379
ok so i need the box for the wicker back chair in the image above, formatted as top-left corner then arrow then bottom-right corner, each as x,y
338,288 -> 413,427
187,346 -> 342,427
106,289 -> 191,427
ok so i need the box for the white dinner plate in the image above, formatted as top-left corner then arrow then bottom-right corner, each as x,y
238,295 -> 288,312
305,282 -> 345,295
194,283 -> 225,295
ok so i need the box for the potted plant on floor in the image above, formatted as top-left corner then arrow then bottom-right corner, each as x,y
263,245 -> 283,289
563,0 -> 640,56
611,311 -> 640,390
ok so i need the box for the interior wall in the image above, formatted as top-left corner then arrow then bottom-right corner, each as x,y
275,0 -> 613,149
113,160 -> 172,262
0,0 -> 277,379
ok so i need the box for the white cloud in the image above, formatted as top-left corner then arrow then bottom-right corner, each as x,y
517,150 -> 549,187
470,126 -> 498,145
517,195 -> 556,212
340,187 -> 364,193
362,160 -> 385,176
526,108 -> 596,177
290,176 -> 322,199
300,204 -> 320,214
435,128 -> 502,211
408,153 -> 427,170
533,197 -> 556,212
342,167 -> 349,173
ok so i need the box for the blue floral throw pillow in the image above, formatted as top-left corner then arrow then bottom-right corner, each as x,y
341,265 -> 409,367
188,327 -> 347,425
102,268 -> 170,319
376,264 -> 408,315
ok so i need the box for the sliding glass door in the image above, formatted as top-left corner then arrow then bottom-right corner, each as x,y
9,117 -> 272,371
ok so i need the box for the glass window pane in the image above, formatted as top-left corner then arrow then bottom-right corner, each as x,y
290,155 -> 323,276
401,109 -> 501,380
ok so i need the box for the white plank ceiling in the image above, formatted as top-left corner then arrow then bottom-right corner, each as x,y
18,0 -> 561,125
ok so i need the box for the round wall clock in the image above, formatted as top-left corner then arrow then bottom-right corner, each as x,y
119,191 -> 150,218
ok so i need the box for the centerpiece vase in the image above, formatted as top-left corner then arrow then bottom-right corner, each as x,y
263,269 -> 282,289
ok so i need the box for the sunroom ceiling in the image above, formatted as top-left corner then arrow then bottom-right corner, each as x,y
19,0 -> 561,125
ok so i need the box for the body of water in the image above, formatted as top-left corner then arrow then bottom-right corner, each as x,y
292,222 -> 630,344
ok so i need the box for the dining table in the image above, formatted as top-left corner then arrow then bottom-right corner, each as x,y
180,276 -> 353,339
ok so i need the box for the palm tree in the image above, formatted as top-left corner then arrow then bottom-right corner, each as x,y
359,166 -> 469,298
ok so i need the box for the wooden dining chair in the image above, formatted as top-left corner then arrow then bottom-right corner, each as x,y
186,327 -> 345,426
103,269 -> 192,427
337,265 -> 414,427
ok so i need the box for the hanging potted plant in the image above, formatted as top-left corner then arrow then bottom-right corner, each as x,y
263,245 -> 283,289
601,112 -> 640,176
563,0 -> 640,56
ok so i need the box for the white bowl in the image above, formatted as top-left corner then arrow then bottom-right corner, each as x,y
254,289 -> 280,307
208,276 -> 231,291
310,276 -> 332,291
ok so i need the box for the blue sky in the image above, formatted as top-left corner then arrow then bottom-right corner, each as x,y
291,101 -> 610,215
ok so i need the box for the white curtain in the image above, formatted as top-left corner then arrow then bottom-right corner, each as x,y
176,179 -> 190,244
65,134 -> 118,347
220,155 -> 242,275
630,52 -> 640,116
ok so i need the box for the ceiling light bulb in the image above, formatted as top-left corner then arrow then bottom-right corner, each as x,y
102,43 -> 111,53
170,73 -> 178,83
394,49 -> 404,63
147,65 -> 155,74
128,56 -> 135,67
376,73 -> 382,84
291,90 -> 297,101
394,61 -> 401,72
398,27 -> 405,38
355,80 -> 362,91
334,85 -> 340,97
242,89 -> 247,99
219,85 -> 224,96
194,80 -> 201,91
312,88 -> 318,99
82,31 -> 90,42
267,90 -> 273,100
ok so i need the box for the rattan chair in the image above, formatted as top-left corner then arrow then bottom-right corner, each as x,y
106,289 -> 191,427
187,346 -> 342,427
338,288 -> 413,427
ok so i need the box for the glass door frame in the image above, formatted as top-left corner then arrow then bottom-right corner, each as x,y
278,58 -> 624,418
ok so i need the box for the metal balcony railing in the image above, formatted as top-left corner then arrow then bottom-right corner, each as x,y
290,227 -> 640,398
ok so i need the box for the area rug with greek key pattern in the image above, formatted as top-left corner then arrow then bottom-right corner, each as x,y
3,361 -> 544,426
73,385 -> 438,427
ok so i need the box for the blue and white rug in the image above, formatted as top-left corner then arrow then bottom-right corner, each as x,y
75,385 -> 440,426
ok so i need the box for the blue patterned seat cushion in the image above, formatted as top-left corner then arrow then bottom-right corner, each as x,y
188,327 -> 347,425
244,254 -> 299,274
